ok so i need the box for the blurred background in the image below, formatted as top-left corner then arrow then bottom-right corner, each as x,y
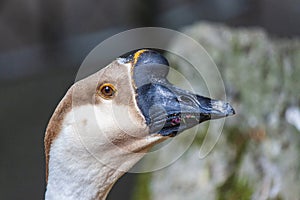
0,0 -> 299,199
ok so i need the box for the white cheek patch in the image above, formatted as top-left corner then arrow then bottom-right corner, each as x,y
65,102 -> 149,150
94,102 -> 147,138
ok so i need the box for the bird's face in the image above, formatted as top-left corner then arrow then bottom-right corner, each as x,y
88,49 -> 234,143
45,49 -> 235,177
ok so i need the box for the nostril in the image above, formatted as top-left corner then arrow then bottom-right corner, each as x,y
178,95 -> 194,105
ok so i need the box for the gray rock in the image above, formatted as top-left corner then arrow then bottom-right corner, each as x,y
133,22 -> 300,200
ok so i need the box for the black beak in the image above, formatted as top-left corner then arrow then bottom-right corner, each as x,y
136,82 -> 235,137
123,48 -> 235,137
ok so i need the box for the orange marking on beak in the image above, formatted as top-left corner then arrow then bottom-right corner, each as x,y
133,49 -> 148,66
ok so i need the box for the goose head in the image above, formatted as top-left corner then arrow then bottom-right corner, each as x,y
44,49 -> 235,199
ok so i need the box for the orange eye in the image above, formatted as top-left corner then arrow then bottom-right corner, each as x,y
98,83 -> 116,99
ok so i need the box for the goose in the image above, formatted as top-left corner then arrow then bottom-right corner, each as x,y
44,49 -> 235,200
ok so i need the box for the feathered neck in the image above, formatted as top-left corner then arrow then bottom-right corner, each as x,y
45,121 -> 136,199
44,88 -> 166,199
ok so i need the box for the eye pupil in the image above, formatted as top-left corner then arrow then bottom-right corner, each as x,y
104,86 -> 111,94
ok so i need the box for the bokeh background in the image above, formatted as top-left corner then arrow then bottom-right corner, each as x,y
1,0 -> 300,199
